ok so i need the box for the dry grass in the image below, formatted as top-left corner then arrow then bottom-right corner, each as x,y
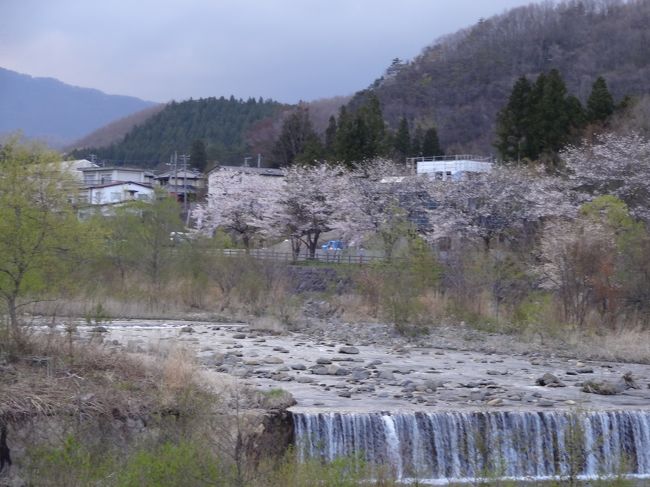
561,327 -> 650,363
0,334 -> 155,424
0,331 -> 214,426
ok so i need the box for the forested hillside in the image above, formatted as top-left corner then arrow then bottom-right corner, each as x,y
349,0 -> 650,153
70,97 -> 286,167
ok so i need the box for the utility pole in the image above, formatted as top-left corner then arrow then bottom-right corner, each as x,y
179,154 -> 190,217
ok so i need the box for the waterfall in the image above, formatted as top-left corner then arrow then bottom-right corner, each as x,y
292,409 -> 650,482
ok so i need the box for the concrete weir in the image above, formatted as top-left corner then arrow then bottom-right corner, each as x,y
291,408 -> 650,483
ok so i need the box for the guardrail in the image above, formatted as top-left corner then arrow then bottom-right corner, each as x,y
214,248 -> 389,265
406,154 -> 494,164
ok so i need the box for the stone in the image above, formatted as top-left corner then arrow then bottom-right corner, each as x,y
339,346 -> 360,355
352,370 -> 370,380
338,391 -> 352,398
291,363 -> 307,370
296,376 -> 314,384
180,326 -> 194,333
538,399 -> 555,407
312,366 -> 330,375
316,358 -> 332,365
536,373 -> 566,388
92,326 -> 108,333
582,372 -> 640,395
582,380 -> 624,395
378,370 -> 395,381
233,333 -> 246,339
576,367 -> 594,374
486,398 -> 503,406
263,356 -> 284,364
244,359 -> 261,366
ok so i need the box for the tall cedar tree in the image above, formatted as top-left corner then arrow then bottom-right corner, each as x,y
496,70 -> 585,164
324,115 -> 337,157
333,106 -> 364,167
334,94 -> 388,167
495,76 -> 532,162
394,117 -> 411,160
190,139 -> 207,171
587,76 -> 615,123
422,127 -> 442,157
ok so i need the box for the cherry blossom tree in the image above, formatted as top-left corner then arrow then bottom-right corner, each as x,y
272,164 -> 348,259
424,166 -> 578,248
562,132 -> 650,222
345,159 -> 433,258
192,169 -> 282,250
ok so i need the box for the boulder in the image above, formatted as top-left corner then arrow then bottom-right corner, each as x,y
536,373 -> 566,388
582,372 -> 640,395
338,346 -> 360,355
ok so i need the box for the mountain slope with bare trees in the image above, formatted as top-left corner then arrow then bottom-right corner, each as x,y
349,0 -> 650,154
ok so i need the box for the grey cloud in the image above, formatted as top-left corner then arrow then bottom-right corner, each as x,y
0,0 -> 536,102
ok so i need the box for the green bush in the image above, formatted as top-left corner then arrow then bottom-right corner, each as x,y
117,441 -> 224,487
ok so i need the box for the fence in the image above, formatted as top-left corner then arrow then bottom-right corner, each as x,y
214,248 -> 389,265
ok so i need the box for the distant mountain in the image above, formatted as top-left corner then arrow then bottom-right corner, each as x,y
0,67 -> 156,147
348,0 -> 650,154
69,96 -> 287,167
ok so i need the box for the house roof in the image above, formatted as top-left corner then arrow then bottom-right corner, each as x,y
155,169 -> 203,179
85,181 -> 154,190
209,165 -> 283,177
80,166 -> 146,173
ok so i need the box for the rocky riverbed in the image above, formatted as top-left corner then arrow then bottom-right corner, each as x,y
62,318 -> 650,412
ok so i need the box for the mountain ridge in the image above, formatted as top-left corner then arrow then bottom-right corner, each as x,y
0,67 -> 157,147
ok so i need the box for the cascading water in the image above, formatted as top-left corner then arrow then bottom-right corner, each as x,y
292,409 -> 650,482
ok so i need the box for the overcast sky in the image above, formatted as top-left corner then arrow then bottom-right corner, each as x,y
1,0 -> 535,104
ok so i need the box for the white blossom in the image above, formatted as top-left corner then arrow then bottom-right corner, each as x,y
563,132 -> 650,222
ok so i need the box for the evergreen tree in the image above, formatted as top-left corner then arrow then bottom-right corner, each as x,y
496,71 -> 587,164
533,69 -> 571,159
189,139 -> 207,172
566,95 -> 587,131
333,106 -> 363,167
394,117 -> 411,160
495,76 -> 532,162
422,127 -> 442,156
587,76 -> 615,123
294,135 -> 324,166
411,127 -> 424,157
358,93 -> 387,159
324,115 -> 337,157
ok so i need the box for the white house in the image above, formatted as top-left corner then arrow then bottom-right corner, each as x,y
86,181 -> 154,205
79,166 -> 150,186
407,155 -> 493,181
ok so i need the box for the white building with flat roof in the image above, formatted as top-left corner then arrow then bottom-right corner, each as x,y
407,155 -> 493,181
